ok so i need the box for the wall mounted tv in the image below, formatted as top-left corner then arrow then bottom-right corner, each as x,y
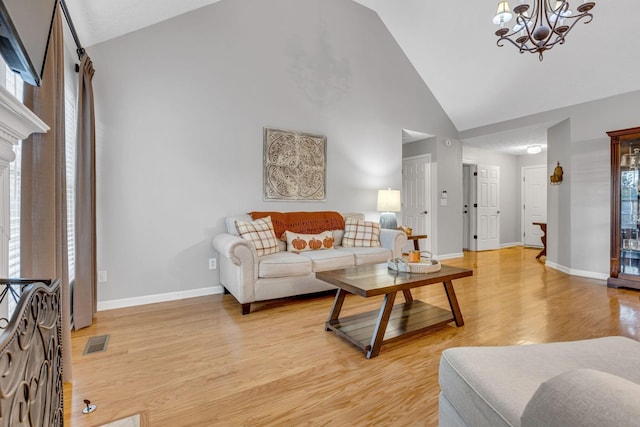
0,0 -> 58,86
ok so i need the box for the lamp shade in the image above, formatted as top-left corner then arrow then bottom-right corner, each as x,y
492,1 -> 513,25
377,189 -> 401,212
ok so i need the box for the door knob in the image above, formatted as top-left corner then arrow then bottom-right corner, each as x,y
421,211 -> 428,214
497,210 -> 501,214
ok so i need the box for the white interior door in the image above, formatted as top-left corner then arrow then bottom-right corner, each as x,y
402,155 -> 431,253
522,165 -> 547,247
462,165 -> 470,249
477,164 -> 500,251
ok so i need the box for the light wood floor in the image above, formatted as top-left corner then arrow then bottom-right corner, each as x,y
64,247 -> 640,426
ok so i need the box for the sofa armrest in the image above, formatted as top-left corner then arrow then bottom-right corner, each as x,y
212,233 -> 258,304
212,232 -> 255,266
380,229 -> 408,258
521,368 -> 640,427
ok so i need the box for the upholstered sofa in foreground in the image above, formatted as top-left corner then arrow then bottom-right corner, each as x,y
439,336 -> 640,426
212,211 -> 407,314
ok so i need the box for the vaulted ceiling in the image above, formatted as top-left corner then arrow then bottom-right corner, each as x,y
64,0 -> 640,153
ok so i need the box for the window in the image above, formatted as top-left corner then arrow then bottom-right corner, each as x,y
6,64 -> 23,316
65,80 -> 76,283
7,66 -> 23,280
5,61 -> 77,314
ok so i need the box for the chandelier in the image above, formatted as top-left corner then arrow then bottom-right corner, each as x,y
492,0 -> 595,61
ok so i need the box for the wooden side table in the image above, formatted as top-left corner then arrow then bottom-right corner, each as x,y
532,222 -> 546,259
407,234 -> 428,251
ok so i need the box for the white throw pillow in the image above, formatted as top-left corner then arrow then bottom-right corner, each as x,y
284,230 -> 335,253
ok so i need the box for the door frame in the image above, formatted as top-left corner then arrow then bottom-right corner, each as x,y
462,161 -> 478,251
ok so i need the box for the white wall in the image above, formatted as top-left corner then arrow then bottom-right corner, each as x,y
90,0 -> 457,306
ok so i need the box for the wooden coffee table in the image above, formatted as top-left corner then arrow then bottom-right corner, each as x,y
317,263 -> 472,358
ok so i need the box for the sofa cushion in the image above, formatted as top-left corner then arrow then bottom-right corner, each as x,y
338,246 -> 391,265
284,230 -> 334,253
250,211 -> 345,240
521,368 -> 640,427
299,249 -> 354,272
439,337 -> 640,427
235,216 -> 279,256
342,218 -> 381,247
258,251 -> 313,278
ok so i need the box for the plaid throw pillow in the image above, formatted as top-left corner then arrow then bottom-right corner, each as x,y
235,216 -> 279,256
341,218 -> 381,247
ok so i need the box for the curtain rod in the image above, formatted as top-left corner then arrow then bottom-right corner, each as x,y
59,0 -> 85,60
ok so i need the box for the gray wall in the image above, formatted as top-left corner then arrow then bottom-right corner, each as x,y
90,0 -> 457,305
547,120 -> 571,268
570,137 -> 609,275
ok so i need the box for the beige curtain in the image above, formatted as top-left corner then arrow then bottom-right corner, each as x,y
72,54 -> 96,330
21,4 -> 72,382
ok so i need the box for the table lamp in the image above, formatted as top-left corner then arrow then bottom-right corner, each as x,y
377,188 -> 401,229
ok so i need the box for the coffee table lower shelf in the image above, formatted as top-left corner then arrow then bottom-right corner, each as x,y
325,300 -> 454,354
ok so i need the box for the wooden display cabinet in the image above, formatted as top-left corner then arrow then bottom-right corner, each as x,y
608,126 -> 640,289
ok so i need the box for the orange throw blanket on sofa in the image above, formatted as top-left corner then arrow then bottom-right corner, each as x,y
250,211 -> 345,239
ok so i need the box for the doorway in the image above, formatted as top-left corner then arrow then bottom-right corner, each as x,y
522,165 -> 547,247
462,163 -> 501,251
462,164 -> 476,251
402,154 -> 432,253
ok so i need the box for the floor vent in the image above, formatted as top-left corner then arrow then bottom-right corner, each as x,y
83,334 -> 110,355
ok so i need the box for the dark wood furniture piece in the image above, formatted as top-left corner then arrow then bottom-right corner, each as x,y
407,234 -> 428,251
609,126 -> 640,289
532,222 -> 547,259
317,263 -> 473,358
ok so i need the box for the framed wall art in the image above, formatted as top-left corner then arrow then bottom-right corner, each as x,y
263,127 -> 326,201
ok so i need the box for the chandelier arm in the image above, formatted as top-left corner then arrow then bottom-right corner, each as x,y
547,10 -> 595,45
496,36 -> 538,54
493,0 -> 595,59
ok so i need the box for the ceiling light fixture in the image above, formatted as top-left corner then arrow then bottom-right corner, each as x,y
493,0 -> 595,61
527,145 -> 542,154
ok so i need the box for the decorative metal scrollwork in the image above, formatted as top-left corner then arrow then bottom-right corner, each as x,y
0,279 -> 62,426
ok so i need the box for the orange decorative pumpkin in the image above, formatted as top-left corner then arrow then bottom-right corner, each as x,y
309,238 -> 322,250
292,237 -> 307,250
323,236 -> 334,249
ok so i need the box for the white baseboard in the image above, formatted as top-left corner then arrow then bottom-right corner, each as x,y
501,242 -> 522,248
437,252 -> 464,260
97,285 -> 225,311
544,261 -> 608,281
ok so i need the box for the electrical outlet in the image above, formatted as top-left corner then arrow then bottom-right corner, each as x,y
98,270 -> 108,283
208,258 -> 217,270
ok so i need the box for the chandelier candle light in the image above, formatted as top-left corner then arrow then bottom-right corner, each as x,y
492,0 -> 595,61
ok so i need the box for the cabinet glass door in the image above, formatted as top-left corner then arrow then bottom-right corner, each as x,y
620,140 -> 640,275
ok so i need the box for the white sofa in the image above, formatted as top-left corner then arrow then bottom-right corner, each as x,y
212,212 -> 407,314
439,336 -> 640,426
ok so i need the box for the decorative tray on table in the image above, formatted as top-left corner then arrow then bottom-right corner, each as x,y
387,257 -> 441,274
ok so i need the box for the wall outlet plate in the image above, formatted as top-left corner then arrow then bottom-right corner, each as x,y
209,258 -> 217,270
98,271 -> 107,283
